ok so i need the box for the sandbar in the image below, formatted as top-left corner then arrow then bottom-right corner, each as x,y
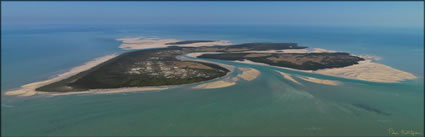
297,76 -> 341,86
237,68 -> 260,81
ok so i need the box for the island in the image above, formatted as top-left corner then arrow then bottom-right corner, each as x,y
5,38 -> 417,96
36,41 -> 361,92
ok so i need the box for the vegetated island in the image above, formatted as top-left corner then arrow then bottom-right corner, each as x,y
6,38 -> 417,96
36,41 -> 363,92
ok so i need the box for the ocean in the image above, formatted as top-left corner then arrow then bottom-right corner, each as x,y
1,24 -> 423,136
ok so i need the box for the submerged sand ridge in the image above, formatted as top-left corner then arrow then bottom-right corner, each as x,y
276,71 -> 303,85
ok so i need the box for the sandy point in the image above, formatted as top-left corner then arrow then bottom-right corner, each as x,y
4,54 -> 118,97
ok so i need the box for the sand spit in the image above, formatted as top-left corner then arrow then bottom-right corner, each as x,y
118,37 -> 231,50
237,68 -> 260,81
5,54 -> 118,97
297,76 -> 341,86
276,71 -> 303,85
315,60 -> 417,83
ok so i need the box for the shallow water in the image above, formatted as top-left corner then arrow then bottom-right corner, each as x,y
2,24 -> 423,136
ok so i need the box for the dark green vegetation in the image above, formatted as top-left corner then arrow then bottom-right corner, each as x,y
37,47 -> 229,92
166,40 -> 216,45
198,52 -> 364,70
37,42 -> 364,92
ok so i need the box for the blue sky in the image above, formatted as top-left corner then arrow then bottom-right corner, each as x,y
1,2 -> 423,28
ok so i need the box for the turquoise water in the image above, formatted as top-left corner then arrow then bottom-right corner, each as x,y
2,24 -> 424,136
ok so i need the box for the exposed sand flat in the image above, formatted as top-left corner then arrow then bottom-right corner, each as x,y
118,37 -> 180,50
276,71 -> 303,85
237,68 -> 260,81
297,76 -> 341,86
118,37 -> 231,50
314,60 -> 417,83
5,54 -> 118,97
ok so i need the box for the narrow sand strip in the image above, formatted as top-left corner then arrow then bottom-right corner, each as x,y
45,87 -> 168,96
5,54 -> 118,97
276,71 -> 303,85
297,76 -> 341,86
